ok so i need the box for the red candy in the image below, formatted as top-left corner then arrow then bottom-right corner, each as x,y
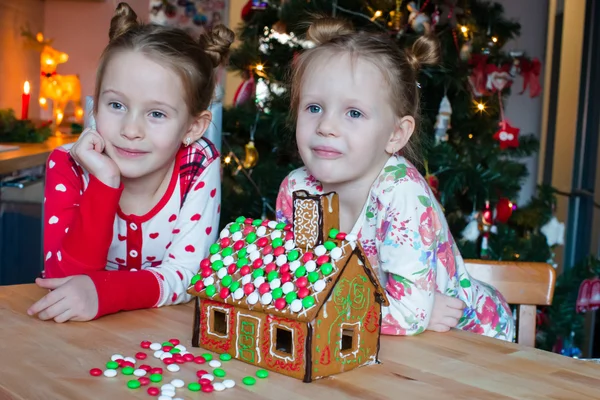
261,220 -> 270,226
302,253 -> 314,263
296,277 -> 308,288
265,262 -> 277,273
245,218 -> 253,225
240,266 -> 251,276
184,353 -> 195,362
316,255 -> 329,265
233,240 -> 245,251
284,224 -> 292,231
89,368 -> 102,376
243,226 -> 253,235
259,282 -> 271,295
194,356 -> 206,364
253,259 -> 264,269
200,258 -> 211,269
196,369 -> 209,377
194,280 -> 205,292
163,346 -> 173,352
135,352 -> 147,360
279,263 -> 290,274
147,386 -> 159,395
140,340 -> 152,349
201,267 -> 212,278
273,247 -> 285,256
220,237 -> 231,248
336,232 -> 347,240
202,384 -> 215,393
150,367 -> 163,375
139,364 -> 152,372
121,361 -> 134,368
281,273 -> 292,284
298,287 -> 310,299
257,237 -> 269,247
138,377 -> 150,386
227,264 -> 237,275
164,358 -> 175,365
117,359 -> 125,367
198,378 -> 211,385
168,338 -> 180,346
263,245 -> 273,255
285,231 -> 294,241
274,298 -> 287,310
243,283 -> 255,295
220,287 -> 231,299
175,356 -> 186,364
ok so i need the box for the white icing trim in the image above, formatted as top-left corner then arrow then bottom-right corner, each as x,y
269,323 -> 295,362
235,312 -> 262,364
206,305 -> 230,339
339,321 -> 361,359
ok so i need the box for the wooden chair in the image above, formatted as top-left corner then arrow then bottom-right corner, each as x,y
464,260 -> 556,347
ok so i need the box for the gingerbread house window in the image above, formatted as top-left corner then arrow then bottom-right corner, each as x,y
208,308 -> 229,337
275,327 -> 293,355
340,324 -> 359,355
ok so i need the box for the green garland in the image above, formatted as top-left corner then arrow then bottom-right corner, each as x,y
0,109 -> 52,143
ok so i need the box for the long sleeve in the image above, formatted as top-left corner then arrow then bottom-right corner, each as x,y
89,160 -> 221,318
43,149 -> 122,278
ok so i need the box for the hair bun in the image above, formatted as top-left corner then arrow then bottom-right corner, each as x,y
199,25 -> 235,68
406,35 -> 441,71
306,17 -> 354,45
109,2 -> 139,41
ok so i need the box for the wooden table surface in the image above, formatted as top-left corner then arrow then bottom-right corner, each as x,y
1,284 -> 599,400
0,135 -> 78,175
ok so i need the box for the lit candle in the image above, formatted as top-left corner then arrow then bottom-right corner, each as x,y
21,81 -> 31,120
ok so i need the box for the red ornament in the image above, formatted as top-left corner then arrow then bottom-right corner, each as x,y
233,72 -> 255,107
493,121 -> 520,149
495,198 -> 514,223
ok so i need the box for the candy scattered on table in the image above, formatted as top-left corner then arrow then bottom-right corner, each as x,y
103,369 -> 117,378
256,369 -> 269,378
209,360 -> 222,368
127,379 -> 141,389
242,376 -> 256,386
89,368 -> 102,376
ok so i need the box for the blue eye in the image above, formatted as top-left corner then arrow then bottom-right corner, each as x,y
347,109 -> 362,119
307,105 -> 321,113
150,111 -> 166,119
109,102 -> 123,110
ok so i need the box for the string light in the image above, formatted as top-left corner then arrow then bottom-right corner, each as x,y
255,64 -> 264,72
468,133 -> 473,139
460,25 -> 468,33
491,36 -> 498,43
371,10 -> 382,21
476,102 -> 486,112
224,154 -> 232,164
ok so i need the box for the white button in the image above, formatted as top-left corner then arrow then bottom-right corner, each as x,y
129,250 -> 138,258
129,222 -> 137,231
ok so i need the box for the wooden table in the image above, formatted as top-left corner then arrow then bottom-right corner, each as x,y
1,285 -> 599,400
0,136 -> 78,175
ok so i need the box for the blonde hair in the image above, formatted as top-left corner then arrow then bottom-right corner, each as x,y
94,2 -> 235,117
290,17 -> 440,162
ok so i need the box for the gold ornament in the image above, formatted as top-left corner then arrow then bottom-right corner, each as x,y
243,141 -> 259,169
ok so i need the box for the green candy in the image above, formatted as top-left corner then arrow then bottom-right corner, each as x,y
320,263 -> 333,275
252,268 -> 265,279
246,232 -> 257,243
221,275 -> 233,287
275,223 -> 286,230
205,285 -> 216,297
302,296 -> 315,309
230,281 -> 241,292
252,219 -> 262,226
209,243 -> 221,254
219,353 -> 232,361
211,260 -> 224,271
222,247 -> 233,257
149,373 -> 162,383
235,216 -> 246,224
256,369 -> 269,379
285,291 -> 297,304
188,382 -> 201,391
106,361 -> 119,369
295,266 -> 307,278
267,270 -> 279,282
202,353 -> 213,361
121,366 -> 134,375
162,342 -> 172,347
191,274 -> 201,285
307,271 -> 319,283
236,258 -> 249,268
242,376 -> 256,386
230,223 -> 241,233
272,288 -> 283,299
170,347 -> 181,354
127,379 -> 141,389
324,241 -> 336,251
287,250 -> 299,261
329,228 -> 339,239
238,248 -> 247,258
213,368 -> 226,377
272,238 -> 283,248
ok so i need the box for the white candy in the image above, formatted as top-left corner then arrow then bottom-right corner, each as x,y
232,231 -> 243,241
133,368 -> 147,377
249,250 -> 261,262
233,288 -> 244,300
219,228 -> 230,239
268,221 -> 278,229
167,364 -> 180,372
171,379 -> 185,388
330,247 -> 343,260
269,278 -> 281,290
256,226 -> 267,237
247,291 -> 259,305
291,299 -> 303,312
261,292 -> 273,305
103,369 -> 117,377
203,276 -> 215,286
305,260 -> 317,272
263,254 -> 274,264
241,275 -> 252,285
158,396 -> 173,400
160,352 -> 173,360
154,350 -> 164,358
289,260 -> 301,272
217,267 -> 227,279
282,281 -> 295,294
270,230 -> 282,240
223,255 -> 234,266
314,245 -> 327,256
345,233 -> 358,242
254,276 -> 266,287
209,360 -> 222,368
247,244 -> 258,254
213,382 -> 226,391
173,398 -> 184,400
285,240 -> 295,250
314,279 -> 326,293
210,254 -> 222,263
110,354 -> 124,361
223,379 -> 236,388
161,384 -> 175,391
201,374 -> 215,381
124,356 -> 136,364
150,342 -> 162,351
161,392 -> 175,399
276,254 -> 287,266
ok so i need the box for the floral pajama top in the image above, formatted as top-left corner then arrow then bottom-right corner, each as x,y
276,154 -> 515,340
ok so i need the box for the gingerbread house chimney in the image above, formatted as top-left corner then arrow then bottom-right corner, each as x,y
292,191 -> 339,252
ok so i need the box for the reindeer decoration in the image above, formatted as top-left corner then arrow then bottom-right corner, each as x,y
22,30 -> 83,127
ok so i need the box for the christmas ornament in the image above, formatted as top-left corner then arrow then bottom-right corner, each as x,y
423,160 -> 440,200
519,58 -> 542,98
495,198 -> 514,223
479,200 -> 493,259
232,70 -> 256,107
461,211 -> 480,242
434,95 -> 452,144
437,0 -> 463,27
577,278 -> 600,312
407,1 -> 431,34
486,64 -> 513,92
493,121 -> 520,149
468,55 -> 490,97
509,50 -> 524,77
460,40 -> 472,61
540,216 -> 565,247
242,141 -> 259,169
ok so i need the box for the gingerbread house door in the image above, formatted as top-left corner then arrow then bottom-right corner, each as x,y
236,313 -> 262,365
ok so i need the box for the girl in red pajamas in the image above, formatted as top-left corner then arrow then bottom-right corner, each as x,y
28,2 -> 233,322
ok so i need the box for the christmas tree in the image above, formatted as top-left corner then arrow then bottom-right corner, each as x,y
221,0 -> 594,352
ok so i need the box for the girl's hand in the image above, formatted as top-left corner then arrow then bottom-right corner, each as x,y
27,276 -> 99,322
70,128 -> 121,188
428,292 -> 466,332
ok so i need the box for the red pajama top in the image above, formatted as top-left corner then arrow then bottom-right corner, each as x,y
42,138 -> 220,318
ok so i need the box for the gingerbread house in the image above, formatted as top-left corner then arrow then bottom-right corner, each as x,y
187,191 -> 389,382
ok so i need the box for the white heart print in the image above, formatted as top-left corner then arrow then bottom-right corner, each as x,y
49,160 -> 55,169
49,216 -> 59,224
55,184 -> 67,192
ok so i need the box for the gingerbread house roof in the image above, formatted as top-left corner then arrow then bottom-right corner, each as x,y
187,216 -> 389,323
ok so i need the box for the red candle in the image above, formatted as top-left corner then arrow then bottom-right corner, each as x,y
21,81 -> 31,120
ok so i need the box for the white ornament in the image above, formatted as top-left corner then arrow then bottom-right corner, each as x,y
461,212 -> 480,242
434,95 -> 452,144
541,216 -> 565,247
